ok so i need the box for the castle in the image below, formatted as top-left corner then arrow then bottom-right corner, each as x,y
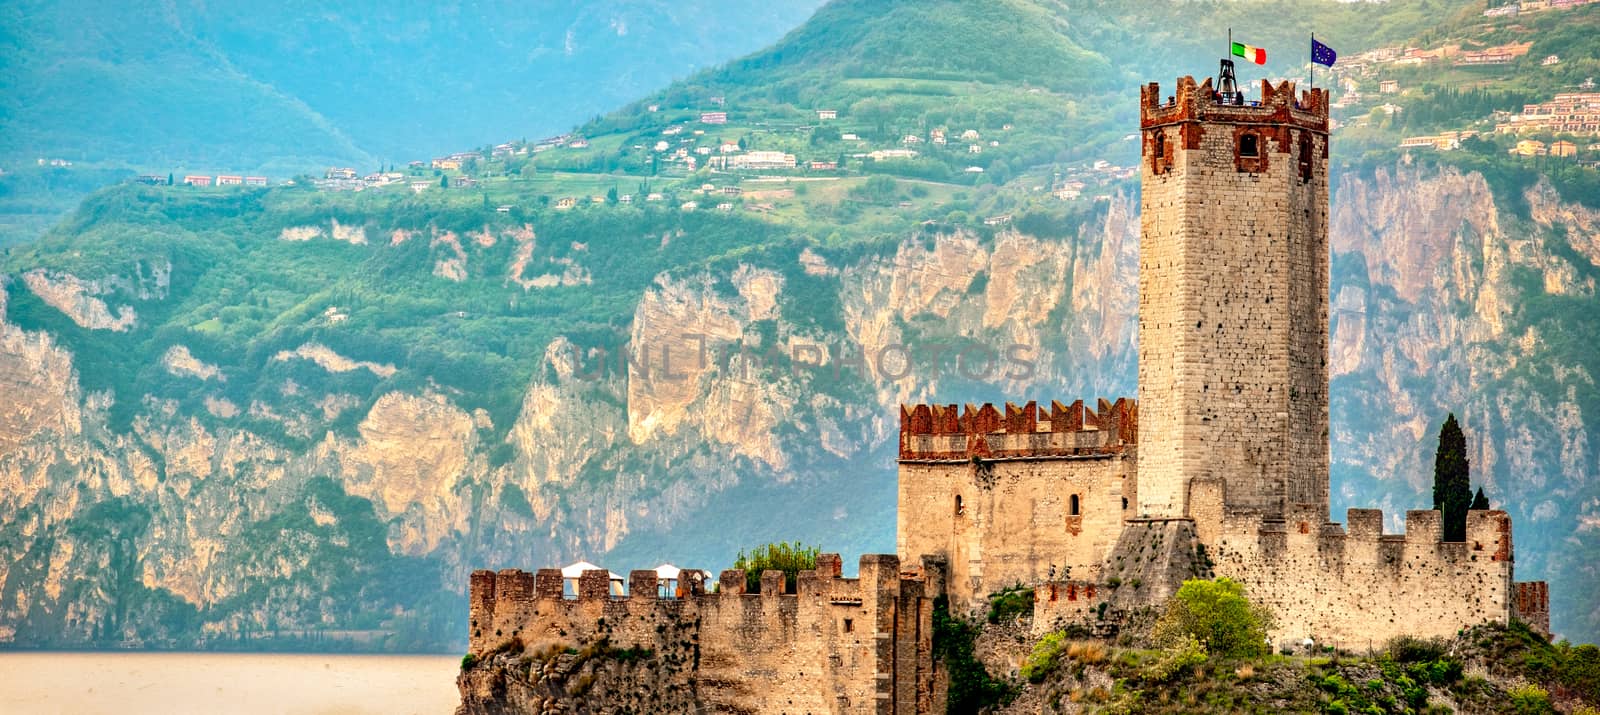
462,72 -> 1550,713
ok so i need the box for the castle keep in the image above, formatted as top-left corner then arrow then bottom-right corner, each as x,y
463,72 -> 1550,713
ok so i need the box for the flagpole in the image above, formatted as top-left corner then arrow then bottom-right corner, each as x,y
1311,32 -> 1316,92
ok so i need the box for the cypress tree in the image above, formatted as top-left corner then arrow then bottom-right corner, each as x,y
1471,487 -> 1490,511
1433,413 -> 1472,542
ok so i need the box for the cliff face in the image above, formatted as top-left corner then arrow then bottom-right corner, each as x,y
0,166 -> 1596,650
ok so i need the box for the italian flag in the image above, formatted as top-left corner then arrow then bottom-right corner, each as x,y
1232,41 -> 1267,65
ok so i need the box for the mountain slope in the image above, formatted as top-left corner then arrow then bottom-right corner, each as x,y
2,0 -> 1599,652
0,0 -> 825,245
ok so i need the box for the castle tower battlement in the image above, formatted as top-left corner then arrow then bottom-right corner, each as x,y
1137,74 -> 1332,522
898,398 -> 1137,461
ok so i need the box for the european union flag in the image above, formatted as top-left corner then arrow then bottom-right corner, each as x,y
1311,38 -> 1338,67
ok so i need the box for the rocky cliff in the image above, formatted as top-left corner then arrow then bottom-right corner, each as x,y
0,163 -> 1596,650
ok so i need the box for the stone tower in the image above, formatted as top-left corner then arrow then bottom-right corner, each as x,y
1135,71 -> 1331,521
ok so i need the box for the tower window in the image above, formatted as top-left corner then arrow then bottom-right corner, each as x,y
1151,130 -> 1169,174
955,494 -> 965,516
1122,497 -> 1129,510
1299,131 -> 1314,182
1069,494 -> 1081,516
1239,133 -> 1259,157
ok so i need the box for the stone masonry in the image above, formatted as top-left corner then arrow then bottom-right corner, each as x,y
1136,76 -> 1330,521
466,554 -> 942,714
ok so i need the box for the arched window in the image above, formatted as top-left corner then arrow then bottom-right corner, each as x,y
1151,130 -> 1168,174
1069,494 -> 1081,516
1239,133 -> 1259,157
955,494 -> 965,516
1298,131 -> 1314,182
1122,497 -> 1129,510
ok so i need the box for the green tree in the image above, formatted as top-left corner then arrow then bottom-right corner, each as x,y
1433,413 -> 1472,542
606,187 -> 619,204
731,541 -> 819,593
1150,577 -> 1274,658
440,174 -> 449,189
1471,487 -> 1490,510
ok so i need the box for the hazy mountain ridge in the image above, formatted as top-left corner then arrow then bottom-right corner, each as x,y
2,0 -> 1599,652
0,0 -> 826,245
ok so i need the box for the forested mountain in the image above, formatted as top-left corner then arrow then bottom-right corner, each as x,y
2,0 -> 1599,652
0,0 -> 824,244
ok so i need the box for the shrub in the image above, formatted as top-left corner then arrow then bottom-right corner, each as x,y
732,541 -> 820,593
1149,578 -> 1274,658
1387,635 -> 1448,663
987,585 -> 1033,624
1022,630 -> 1069,682
460,653 -> 477,670
932,596 -> 1013,710
1142,633 -> 1208,683
1509,682 -> 1556,715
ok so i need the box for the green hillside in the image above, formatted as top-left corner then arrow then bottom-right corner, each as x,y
3,0 -> 1600,652
0,0 -> 825,246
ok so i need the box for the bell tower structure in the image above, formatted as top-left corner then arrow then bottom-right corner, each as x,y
1135,66 -> 1331,521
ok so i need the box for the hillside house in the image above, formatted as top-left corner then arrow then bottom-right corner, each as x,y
183,175 -> 212,187
700,111 -> 728,124
961,129 -> 981,140
326,167 -> 358,179
244,176 -> 268,186
808,160 -> 837,170
431,159 -> 461,171
409,181 -> 432,193
216,175 -> 243,186
1551,140 -> 1578,157
969,144 -> 983,154
1543,55 -> 1562,66
817,109 -> 837,120
1513,139 -> 1548,156
841,133 -> 859,141
720,141 -> 740,154
680,201 -> 698,211
728,151 -> 796,170
1380,80 -> 1399,93
555,197 -> 577,209
646,193 -> 665,202
870,149 -> 917,161
716,202 -> 733,211
452,177 -> 478,188
135,175 -> 163,185
901,134 -> 922,145
568,139 -> 590,149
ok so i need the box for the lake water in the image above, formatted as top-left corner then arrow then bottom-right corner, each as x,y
0,652 -> 461,714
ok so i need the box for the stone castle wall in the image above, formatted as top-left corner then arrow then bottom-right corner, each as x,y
1191,476 -> 1536,645
898,399 -> 1136,610
468,553 -> 941,714
1136,76 -> 1331,520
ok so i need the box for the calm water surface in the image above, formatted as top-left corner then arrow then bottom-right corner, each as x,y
0,652 -> 460,714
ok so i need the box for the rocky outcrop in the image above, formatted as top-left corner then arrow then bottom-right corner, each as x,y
3,163 -> 1599,650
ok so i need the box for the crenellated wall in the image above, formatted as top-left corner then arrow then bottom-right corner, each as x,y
467,553 -> 941,714
1191,471 -> 1521,644
898,399 -> 1136,611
